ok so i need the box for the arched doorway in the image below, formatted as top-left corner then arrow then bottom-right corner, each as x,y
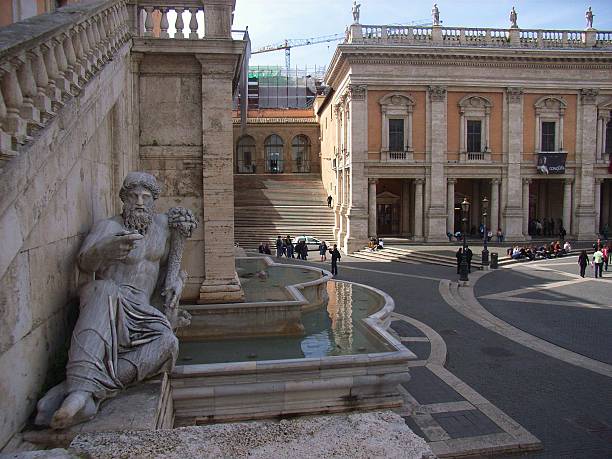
291,135 -> 311,173
236,135 -> 256,173
264,134 -> 284,173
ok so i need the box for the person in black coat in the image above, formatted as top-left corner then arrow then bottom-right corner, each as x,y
578,250 -> 589,278
329,244 -> 341,276
466,246 -> 473,273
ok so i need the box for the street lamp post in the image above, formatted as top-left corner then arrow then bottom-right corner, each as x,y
481,196 -> 489,267
459,197 -> 470,282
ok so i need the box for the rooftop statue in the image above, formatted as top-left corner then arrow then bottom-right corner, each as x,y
509,6 -> 518,29
585,6 -> 594,29
432,4 -> 440,26
35,172 -> 197,430
352,1 -> 361,24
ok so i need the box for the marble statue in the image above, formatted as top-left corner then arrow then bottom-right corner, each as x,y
432,4 -> 440,26
585,7 -> 594,29
35,172 -> 197,430
509,7 -> 518,29
352,1 -> 361,24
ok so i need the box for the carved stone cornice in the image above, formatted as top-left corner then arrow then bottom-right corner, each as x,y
428,85 -> 446,102
506,87 -> 523,104
348,84 -> 367,101
580,88 -> 599,104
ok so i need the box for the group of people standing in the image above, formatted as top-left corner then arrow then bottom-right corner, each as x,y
528,217 -> 567,240
259,236 -> 342,276
578,240 -> 610,278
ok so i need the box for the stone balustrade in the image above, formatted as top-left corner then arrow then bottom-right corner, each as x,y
128,0 -> 235,39
0,0 -> 131,165
348,24 -> 612,49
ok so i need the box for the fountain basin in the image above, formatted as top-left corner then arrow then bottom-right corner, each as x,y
171,276 -> 415,425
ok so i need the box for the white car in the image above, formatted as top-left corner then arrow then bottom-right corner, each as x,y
291,235 -> 324,252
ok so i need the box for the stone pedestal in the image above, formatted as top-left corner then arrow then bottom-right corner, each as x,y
198,274 -> 245,304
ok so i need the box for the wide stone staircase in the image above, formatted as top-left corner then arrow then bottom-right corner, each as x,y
234,174 -> 335,249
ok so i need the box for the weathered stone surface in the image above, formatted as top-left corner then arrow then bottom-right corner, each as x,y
70,411 -> 434,459
0,448 -> 76,459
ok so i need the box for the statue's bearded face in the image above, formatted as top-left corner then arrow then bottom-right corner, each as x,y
122,185 -> 155,234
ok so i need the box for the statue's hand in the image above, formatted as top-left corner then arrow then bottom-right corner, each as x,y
162,277 -> 183,310
100,231 -> 143,261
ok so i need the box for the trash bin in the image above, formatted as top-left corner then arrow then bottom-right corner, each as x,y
490,252 -> 499,269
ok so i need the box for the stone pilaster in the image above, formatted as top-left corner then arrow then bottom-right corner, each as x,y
401,180 -> 410,237
343,84 -> 369,253
414,179 -> 424,241
594,178 -> 602,233
446,178 -> 455,234
503,87 -> 524,241
196,54 -> 244,303
425,85 -> 447,242
563,179 -> 573,234
368,178 -> 377,237
574,88 -> 599,239
522,179 -> 531,239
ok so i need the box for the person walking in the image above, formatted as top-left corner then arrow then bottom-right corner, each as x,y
593,247 -> 604,278
319,240 -> 328,261
603,244 -> 609,271
329,244 -> 341,276
578,250 -> 589,278
455,247 -> 463,274
285,235 -> 294,258
327,195 -> 333,208
466,246 -> 473,273
275,235 -> 283,258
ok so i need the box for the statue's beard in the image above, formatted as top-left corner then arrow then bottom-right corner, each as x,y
122,205 -> 153,235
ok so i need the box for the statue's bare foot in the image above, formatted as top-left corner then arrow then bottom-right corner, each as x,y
50,391 -> 91,430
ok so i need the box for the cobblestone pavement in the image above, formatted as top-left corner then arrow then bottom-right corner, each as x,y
274,252 -> 612,458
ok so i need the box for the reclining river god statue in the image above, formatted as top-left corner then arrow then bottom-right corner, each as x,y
34,172 -> 197,429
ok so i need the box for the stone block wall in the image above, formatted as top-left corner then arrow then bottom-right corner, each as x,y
0,44 -> 134,449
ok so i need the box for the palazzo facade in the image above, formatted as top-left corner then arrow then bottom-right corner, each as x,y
316,20 -> 612,253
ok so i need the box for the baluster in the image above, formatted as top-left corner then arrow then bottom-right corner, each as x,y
14,55 -> 41,126
28,48 -> 53,118
159,8 -> 169,38
97,13 -> 111,60
188,8 -> 198,39
93,17 -> 107,63
109,7 -> 120,48
53,37 -> 72,96
0,66 -> 28,143
0,86 -> 17,161
81,21 -> 97,73
175,7 -> 185,39
86,20 -> 102,67
144,7 -> 155,37
69,27 -> 86,85
42,42 -> 64,108
62,32 -> 80,93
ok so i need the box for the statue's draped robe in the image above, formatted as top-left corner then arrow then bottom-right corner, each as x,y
65,279 -> 177,401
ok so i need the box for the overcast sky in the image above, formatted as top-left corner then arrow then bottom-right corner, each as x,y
232,0 -> 612,70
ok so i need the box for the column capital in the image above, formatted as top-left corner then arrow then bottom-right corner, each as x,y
415,178 -> 425,185
368,178 -> 378,185
595,177 -> 604,184
580,88 -> 599,104
447,178 -> 457,184
522,178 -> 532,185
428,85 -> 446,102
506,86 -> 523,103
564,178 -> 574,185
491,178 -> 500,185
347,84 -> 367,102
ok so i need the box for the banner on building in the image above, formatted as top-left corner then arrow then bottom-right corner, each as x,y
536,152 -> 567,174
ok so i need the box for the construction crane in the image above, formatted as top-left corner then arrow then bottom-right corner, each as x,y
252,20 -> 432,69
252,33 -> 346,69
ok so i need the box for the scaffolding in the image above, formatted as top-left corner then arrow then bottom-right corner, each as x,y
235,65 -> 327,110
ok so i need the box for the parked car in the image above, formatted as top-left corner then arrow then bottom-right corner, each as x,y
291,235 -> 323,252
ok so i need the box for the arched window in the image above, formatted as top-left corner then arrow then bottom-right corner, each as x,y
458,95 -> 493,161
379,93 -> 415,161
236,135 -> 256,173
534,96 -> 567,153
291,135 -> 311,172
264,134 -> 284,173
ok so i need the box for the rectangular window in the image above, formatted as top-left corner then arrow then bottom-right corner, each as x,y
467,120 -> 482,152
541,121 -> 556,152
388,119 -> 404,151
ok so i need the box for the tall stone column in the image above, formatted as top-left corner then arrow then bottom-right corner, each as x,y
447,179 -> 455,234
337,168 -> 346,245
471,180 -> 480,230
426,85 -> 448,241
504,87 -> 524,240
368,178 -> 377,237
594,178 -> 602,233
196,54 -> 244,303
574,89 -> 599,239
490,179 -> 499,233
343,84 -> 369,253
402,180 -> 410,237
522,179 -> 531,238
333,162 -> 341,241
414,179 -> 424,241
563,179 -> 573,234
